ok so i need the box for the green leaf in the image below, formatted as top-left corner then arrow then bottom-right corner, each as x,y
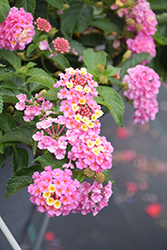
0,68 -> 16,81
26,67 -> 49,76
6,165 -> 43,198
103,169 -> 110,183
150,1 -> 167,11
15,0 -> 36,14
36,152 -> 68,169
156,13 -> 167,24
0,112 -> 16,132
26,43 -> 36,57
101,65 -> 120,77
13,111 -> 28,126
0,50 -> 21,70
0,96 -> 3,115
120,52 -> 152,78
0,0 -> 10,23
0,146 -> 13,168
45,0 -> 63,10
95,86 -> 125,127
83,48 -> 106,70
61,2 -> 93,37
109,77 -> 122,88
153,26 -> 167,45
38,89 -> 59,101
13,147 -> 29,172
25,62 -> 37,71
44,52 -> 70,70
0,130 -> 3,154
0,125 -> 35,146
90,18 -> 121,34
26,75 -> 55,89
68,39 -> 86,56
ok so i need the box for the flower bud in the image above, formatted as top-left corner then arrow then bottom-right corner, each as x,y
96,63 -> 105,72
17,52 -> 25,60
7,105 -> 14,114
40,89 -> 47,94
48,27 -> 58,37
53,71 -> 62,77
122,82 -> 129,90
95,172 -> 105,183
63,4 -> 70,10
121,50 -> 131,63
99,76 -> 108,84
136,23 -> 143,31
126,18 -> 135,26
95,2 -> 103,7
84,167 -> 95,178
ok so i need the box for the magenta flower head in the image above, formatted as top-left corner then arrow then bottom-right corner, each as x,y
34,17 -> 51,33
0,7 -> 35,51
28,166 -> 81,217
122,65 -> 161,124
52,37 -> 70,54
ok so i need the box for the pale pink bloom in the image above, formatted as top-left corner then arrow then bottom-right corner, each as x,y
39,40 -> 49,50
52,37 -> 70,54
34,17 -> 51,32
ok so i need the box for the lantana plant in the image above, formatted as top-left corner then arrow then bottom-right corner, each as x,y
0,0 -> 165,217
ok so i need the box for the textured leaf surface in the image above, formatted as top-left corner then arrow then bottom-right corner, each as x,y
13,147 -> 29,172
68,39 -> 86,56
0,146 -> 13,168
26,75 -> 55,89
90,18 -> 121,33
0,112 -> 16,132
95,86 -> 125,127
36,152 -> 68,169
0,125 -> 35,146
0,50 -> 21,70
15,0 -> 36,14
44,52 -> 70,70
120,52 -> 152,78
45,0 -> 63,10
83,48 -> 106,69
6,165 -> 43,198
0,0 -> 10,23
0,68 -> 16,81
61,2 -> 93,37
0,96 -> 3,115
102,65 -> 120,77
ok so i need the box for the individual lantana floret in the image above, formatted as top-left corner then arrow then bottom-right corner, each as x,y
52,37 -> 70,54
0,7 -> 35,51
28,166 -> 81,217
72,181 -> 113,216
15,92 -> 53,122
122,65 -> 161,124
34,17 -> 51,32
33,117 -> 67,160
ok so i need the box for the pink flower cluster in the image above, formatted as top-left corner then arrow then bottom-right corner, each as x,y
28,166 -> 113,217
52,37 -> 70,54
110,0 -> 157,61
28,166 -> 80,217
126,33 -> 156,59
122,65 -> 161,124
55,67 -> 114,172
0,7 -> 35,51
73,181 -> 112,216
34,17 -> 51,33
15,92 -> 53,122
126,0 -> 157,36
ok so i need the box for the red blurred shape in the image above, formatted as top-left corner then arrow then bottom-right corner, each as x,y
145,203 -> 162,218
125,181 -> 138,195
44,231 -> 55,241
116,127 -> 130,140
